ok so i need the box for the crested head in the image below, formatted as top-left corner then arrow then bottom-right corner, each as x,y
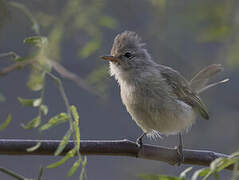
104,31 -> 156,81
110,31 -> 145,56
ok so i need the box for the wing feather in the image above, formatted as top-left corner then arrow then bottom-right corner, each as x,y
158,65 -> 209,120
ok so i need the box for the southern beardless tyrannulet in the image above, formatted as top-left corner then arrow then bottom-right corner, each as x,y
101,31 -> 228,164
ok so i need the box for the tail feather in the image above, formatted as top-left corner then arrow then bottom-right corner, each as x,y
190,64 -> 228,93
197,78 -> 229,93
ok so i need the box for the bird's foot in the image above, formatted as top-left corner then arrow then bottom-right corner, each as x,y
136,137 -> 143,148
136,133 -> 146,148
175,145 -> 184,166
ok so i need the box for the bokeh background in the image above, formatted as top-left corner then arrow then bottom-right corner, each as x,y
0,0 -> 238,179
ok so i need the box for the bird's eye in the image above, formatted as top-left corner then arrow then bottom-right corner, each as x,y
124,52 -> 133,59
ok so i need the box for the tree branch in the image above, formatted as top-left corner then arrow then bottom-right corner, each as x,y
0,60 -> 34,76
46,59 -> 99,96
0,55 -> 99,96
0,139 -> 230,169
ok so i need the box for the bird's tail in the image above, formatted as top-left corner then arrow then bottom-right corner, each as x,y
190,64 -> 229,94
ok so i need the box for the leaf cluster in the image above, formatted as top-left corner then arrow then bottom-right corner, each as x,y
140,153 -> 239,180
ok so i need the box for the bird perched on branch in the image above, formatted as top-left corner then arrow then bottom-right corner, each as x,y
101,31 -> 228,164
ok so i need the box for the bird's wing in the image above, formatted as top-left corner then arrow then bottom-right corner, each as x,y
158,65 -> 209,120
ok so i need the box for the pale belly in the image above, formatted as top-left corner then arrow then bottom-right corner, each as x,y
119,78 -> 196,136
122,93 -> 196,136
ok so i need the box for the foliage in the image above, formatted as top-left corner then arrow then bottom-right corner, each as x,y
0,0 -> 238,179
0,1 -> 105,179
0,114 -> 11,131
139,152 -> 239,180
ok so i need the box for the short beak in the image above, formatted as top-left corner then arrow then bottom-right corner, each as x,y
100,55 -> 119,62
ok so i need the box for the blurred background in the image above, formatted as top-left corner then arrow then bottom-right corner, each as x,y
0,0 -> 238,179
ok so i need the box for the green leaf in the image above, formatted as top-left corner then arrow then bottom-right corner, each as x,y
210,158 -> 223,171
73,122 -> 80,149
27,141 -> 41,152
180,167 -> 193,178
207,157 -> 236,179
47,25 -> 63,60
202,171 -> 213,180
70,105 -> 79,124
33,98 -> 42,107
79,39 -> 100,58
54,129 -> 72,156
70,106 -> 80,149
82,156 -> 87,166
216,158 -> 236,172
191,168 -> 210,180
18,97 -> 42,107
39,113 -> 69,131
24,36 -> 48,47
139,174 -> 181,180
18,97 -> 33,106
230,151 -> 239,158
99,16 -> 117,29
27,69 -> 45,91
79,168 -> 86,180
0,114 -> 11,131
21,116 -> 41,129
67,157 -> 82,176
37,165 -> 44,180
47,148 -> 76,168
40,104 -> 48,115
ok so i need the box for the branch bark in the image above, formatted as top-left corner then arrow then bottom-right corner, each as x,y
0,139 -> 230,168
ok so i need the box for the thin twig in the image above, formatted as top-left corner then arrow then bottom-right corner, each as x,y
0,52 -> 19,60
8,2 -> 40,35
0,139 -> 231,169
0,56 -> 99,96
0,60 -> 34,76
43,70 -> 73,127
47,59 -> 100,96
0,166 -> 29,180
37,166 -> 43,180
35,65 -> 81,158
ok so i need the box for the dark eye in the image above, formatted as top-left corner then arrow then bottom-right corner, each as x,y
124,52 -> 133,59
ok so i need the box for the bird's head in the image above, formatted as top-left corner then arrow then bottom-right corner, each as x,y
101,31 -> 154,79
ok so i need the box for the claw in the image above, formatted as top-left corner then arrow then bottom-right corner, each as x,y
136,137 -> 143,148
136,132 -> 146,148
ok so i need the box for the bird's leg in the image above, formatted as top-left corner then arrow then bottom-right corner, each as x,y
176,132 -> 184,165
136,132 -> 146,148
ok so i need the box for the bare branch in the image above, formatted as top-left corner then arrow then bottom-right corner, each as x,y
46,59 -> 100,96
0,167 -> 28,180
0,60 -> 34,76
0,139 -> 230,169
0,56 -> 99,96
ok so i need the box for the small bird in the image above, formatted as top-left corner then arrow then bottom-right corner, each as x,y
101,31 -> 228,164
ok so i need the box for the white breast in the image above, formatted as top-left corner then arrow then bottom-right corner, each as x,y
110,62 -> 196,136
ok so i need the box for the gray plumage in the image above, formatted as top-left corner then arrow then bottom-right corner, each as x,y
103,31 -> 228,138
